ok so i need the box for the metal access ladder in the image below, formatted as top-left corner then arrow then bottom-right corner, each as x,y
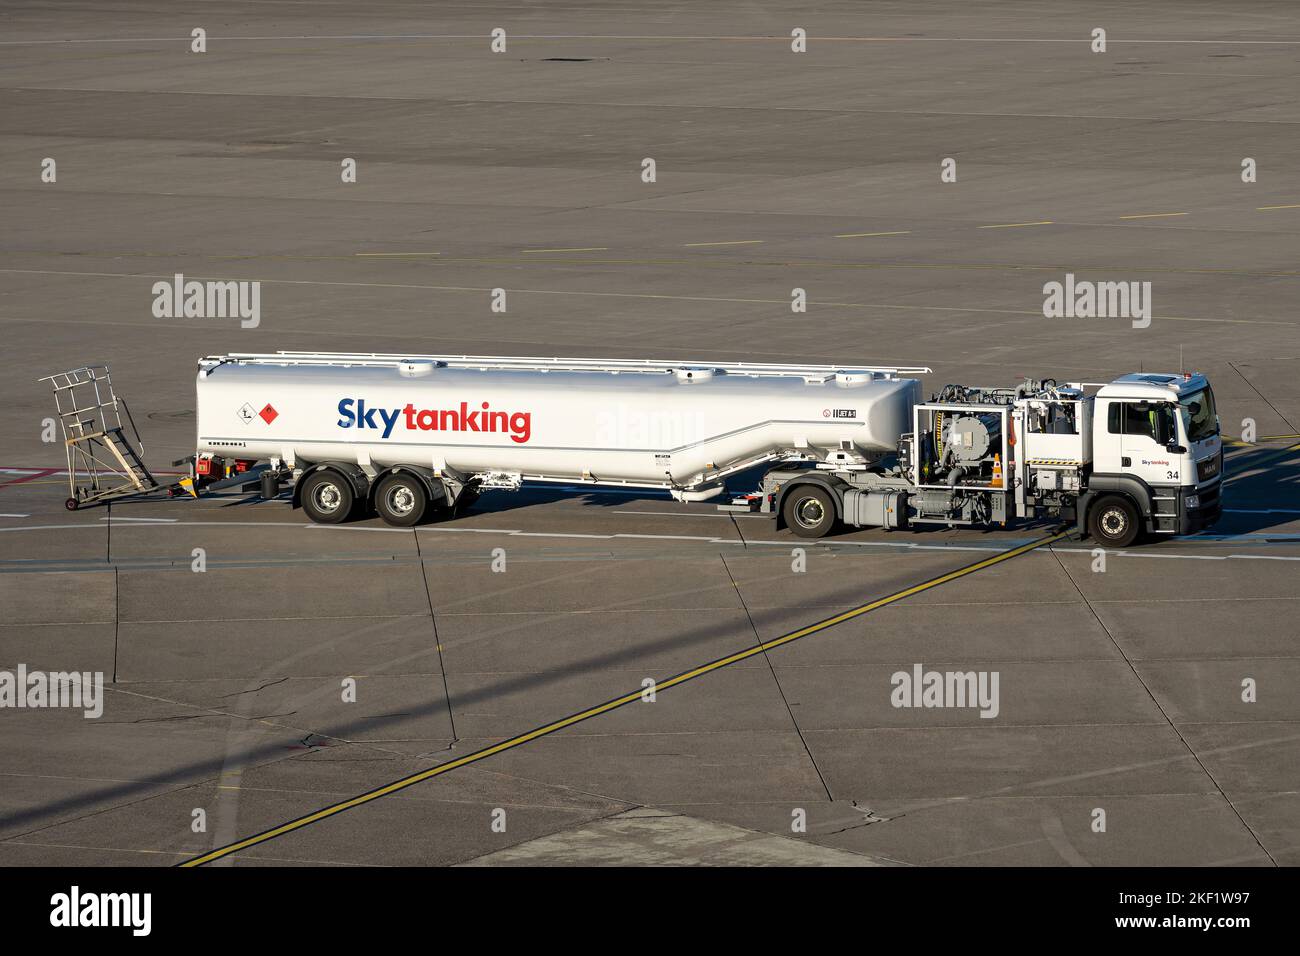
38,365 -> 157,510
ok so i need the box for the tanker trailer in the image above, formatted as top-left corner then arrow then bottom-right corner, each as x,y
188,352 -> 929,527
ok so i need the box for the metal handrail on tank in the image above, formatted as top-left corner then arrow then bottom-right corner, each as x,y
204,351 -> 932,381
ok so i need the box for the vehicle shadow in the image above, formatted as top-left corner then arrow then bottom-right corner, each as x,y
1211,441 -> 1300,536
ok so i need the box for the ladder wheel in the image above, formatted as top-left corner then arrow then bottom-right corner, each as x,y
65,497 -> 79,511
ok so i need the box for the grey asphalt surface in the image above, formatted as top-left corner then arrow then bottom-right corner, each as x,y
0,1 -> 1297,866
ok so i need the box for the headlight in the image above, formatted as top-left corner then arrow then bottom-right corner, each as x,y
1185,494 -> 1200,509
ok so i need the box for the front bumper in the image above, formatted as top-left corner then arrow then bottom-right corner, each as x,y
1179,479 -> 1223,534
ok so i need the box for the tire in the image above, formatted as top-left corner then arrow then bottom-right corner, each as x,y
65,497 -> 79,511
374,472 -> 429,527
782,485 -> 837,539
1088,494 -> 1140,548
300,469 -> 355,525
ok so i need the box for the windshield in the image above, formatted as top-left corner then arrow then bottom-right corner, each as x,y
1179,387 -> 1218,443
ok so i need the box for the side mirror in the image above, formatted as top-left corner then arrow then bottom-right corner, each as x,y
1166,442 -> 1186,454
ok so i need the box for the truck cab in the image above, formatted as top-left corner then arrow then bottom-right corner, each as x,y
1083,372 -> 1223,544
753,370 -> 1223,546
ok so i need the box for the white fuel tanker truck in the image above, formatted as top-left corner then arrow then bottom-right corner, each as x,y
183,352 -> 1223,547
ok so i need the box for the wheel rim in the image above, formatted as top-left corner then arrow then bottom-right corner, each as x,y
794,496 -> 825,529
312,481 -> 344,514
1100,507 -> 1128,538
385,483 -> 417,516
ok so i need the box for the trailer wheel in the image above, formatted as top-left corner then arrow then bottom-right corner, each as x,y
300,470 -> 355,525
374,472 -> 428,527
65,497 -> 79,512
1088,495 -> 1139,548
782,485 -> 837,539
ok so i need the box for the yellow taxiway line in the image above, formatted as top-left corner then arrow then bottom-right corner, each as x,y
180,528 -> 1068,867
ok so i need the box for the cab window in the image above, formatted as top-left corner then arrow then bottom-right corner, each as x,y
1179,387 -> 1217,443
1107,401 -> 1176,444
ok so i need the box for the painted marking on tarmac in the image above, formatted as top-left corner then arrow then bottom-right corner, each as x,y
520,247 -> 609,253
9,34 -> 1300,47
834,231 -> 911,238
98,516 -> 177,523
682,240 -> 764,247
2,517 -> 1297,562
1257,204 -> 1300,210
179,528 -> 1069,866
0,468 -> 58,489
977,221 -> 1054,229
3,270 -> 1292,328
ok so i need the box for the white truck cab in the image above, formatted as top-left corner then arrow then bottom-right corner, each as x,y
761,370 -> 1223,546
1084,372 -> 1223,543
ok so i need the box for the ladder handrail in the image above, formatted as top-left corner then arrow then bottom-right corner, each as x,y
118,398 -> 146,461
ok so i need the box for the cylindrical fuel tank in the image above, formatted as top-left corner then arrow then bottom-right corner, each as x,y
195,356 -> 923,488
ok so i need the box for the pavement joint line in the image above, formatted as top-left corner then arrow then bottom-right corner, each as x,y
1119,212 -> 1188,220
178,529 -> 1067,866
1049,550 -> 1279,867
1227,361 -> 1298,436
719,551 -> 833,801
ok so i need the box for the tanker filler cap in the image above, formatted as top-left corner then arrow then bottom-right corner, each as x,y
398,360 -> 439,378
834,370 -> 878,386
674,367 -> 719,383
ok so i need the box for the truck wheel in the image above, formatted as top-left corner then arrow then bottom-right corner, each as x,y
783,485 -> 837,539
374,472 -> 428,527
300,470 -> 355,525
1088,495 -> 1140,548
